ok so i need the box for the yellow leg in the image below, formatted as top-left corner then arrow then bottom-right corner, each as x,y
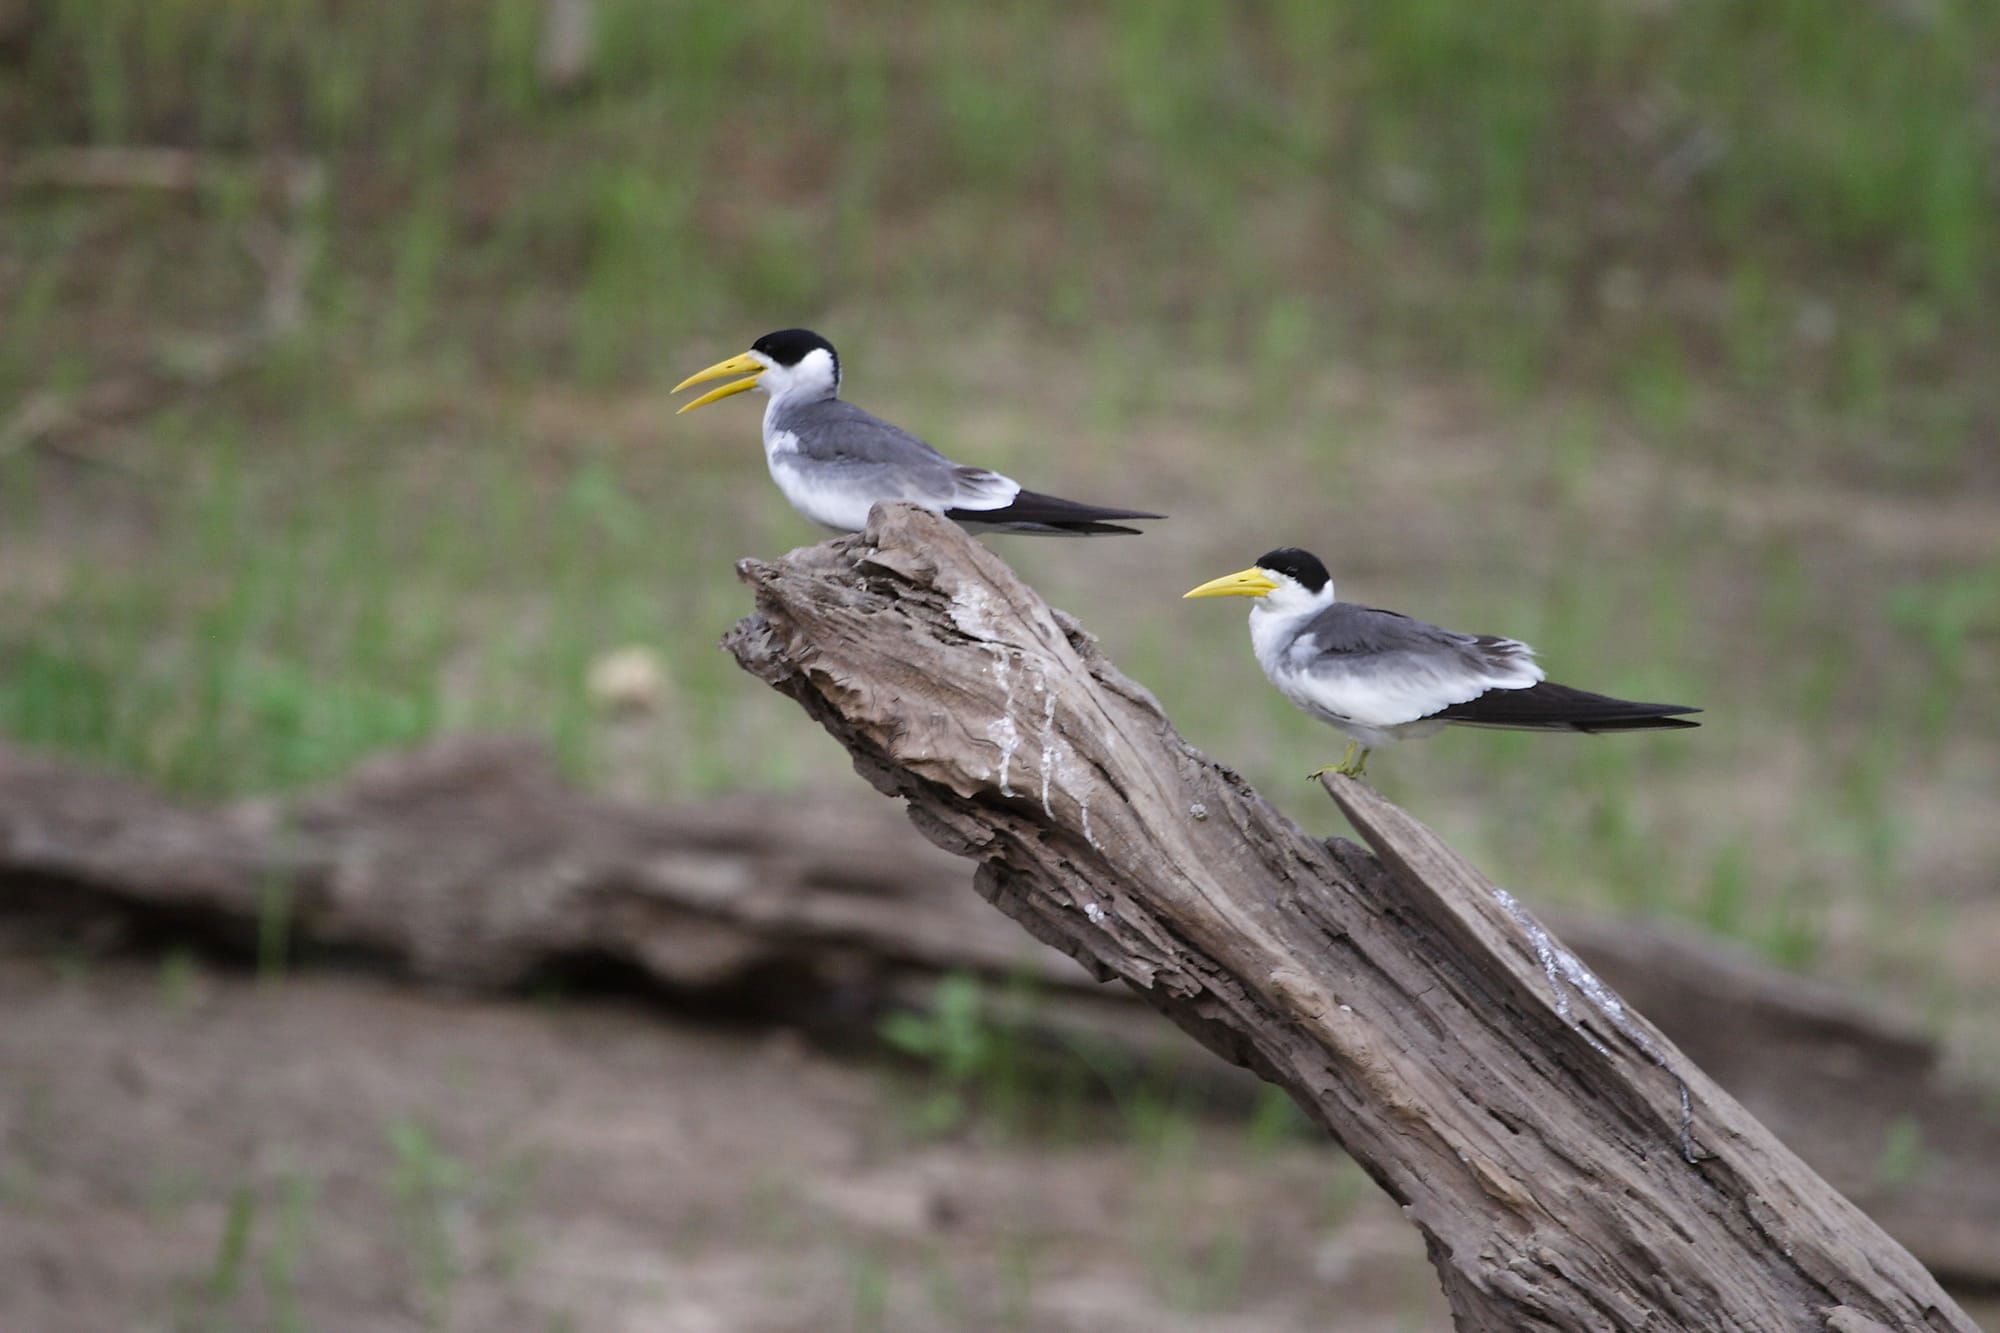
1307,743 -> 1372,780
1308,742 -> 1359,781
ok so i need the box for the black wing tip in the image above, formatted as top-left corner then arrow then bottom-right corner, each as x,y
1001,489 -> 1164,521
946,515 -> 1149,536
1436,683 -> 1704,731
945,489 -> 1165,535
1573,713 -> 1703,733
1063,520 -> 1147,536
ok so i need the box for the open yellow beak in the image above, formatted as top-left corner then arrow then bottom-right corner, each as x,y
672,352 -> 764,414
1183,567 -> 1279,599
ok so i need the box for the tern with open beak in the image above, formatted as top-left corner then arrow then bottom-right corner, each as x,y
1185,548 -> 1700,777
674,329 -> 1163,536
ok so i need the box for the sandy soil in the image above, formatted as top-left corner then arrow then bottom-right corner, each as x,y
0,943 -> 1452,1333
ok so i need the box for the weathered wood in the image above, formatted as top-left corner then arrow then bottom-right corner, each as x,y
1554,923 -> 2000,1296
722,502 -> 1973,1332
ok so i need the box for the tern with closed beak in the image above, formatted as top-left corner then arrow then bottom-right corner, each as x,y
1185,549 -> 1700,777
674,329 -> 1163,535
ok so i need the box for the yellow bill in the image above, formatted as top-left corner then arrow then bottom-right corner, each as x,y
1183,567 -> 1279,599
673,351 -> 764,414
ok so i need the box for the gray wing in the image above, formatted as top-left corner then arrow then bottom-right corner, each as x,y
1295,603 -> 1530,666
775,400 -> 1018,509
1279,603 -> 1543,727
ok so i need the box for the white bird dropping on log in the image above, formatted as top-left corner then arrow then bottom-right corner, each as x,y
1493,886 -> 1699,1164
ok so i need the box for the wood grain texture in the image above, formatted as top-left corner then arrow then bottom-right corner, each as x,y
723,501 -> 1973,1332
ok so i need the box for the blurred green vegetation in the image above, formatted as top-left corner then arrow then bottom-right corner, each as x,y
9,0 -> 1997,403
2,0 -> 1997,1051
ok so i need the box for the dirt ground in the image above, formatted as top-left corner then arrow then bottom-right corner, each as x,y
0,940 -> 1469,1333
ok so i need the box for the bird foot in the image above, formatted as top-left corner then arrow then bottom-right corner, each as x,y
1307,746 -> 1370,780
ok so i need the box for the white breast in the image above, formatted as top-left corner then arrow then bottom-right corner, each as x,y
765,441 -> 877,532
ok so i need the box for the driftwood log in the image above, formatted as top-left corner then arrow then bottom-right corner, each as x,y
2,740 -> 1998,1299
721,502 -> 1972,1332
0,735 -> 1081,994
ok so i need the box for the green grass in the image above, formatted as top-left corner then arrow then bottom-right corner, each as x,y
9,1 -> 1998,396
879,972 -> 1028,1137
147,1126 -> 555,1333
387,1119 -> 468,1329
171,1168 -> 313,1333
200,1181 -> 258,1317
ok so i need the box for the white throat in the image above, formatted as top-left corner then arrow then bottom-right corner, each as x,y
755,346 -> 840,413
1248,578 -> 1335,670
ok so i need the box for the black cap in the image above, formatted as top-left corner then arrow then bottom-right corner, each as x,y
750,328 -> 838,376
1254,548 -> 1330,593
